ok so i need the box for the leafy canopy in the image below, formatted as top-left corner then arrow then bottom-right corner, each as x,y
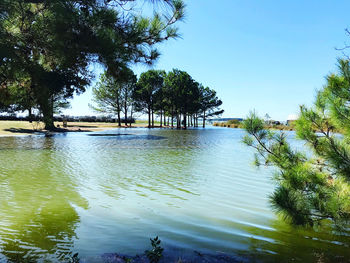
0,0 -> 185,128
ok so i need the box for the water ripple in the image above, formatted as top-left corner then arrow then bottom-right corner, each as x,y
0,128 -> 349,262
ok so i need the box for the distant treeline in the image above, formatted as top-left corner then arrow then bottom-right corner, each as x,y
0,115 -> 135,123
213,119 -> 296,131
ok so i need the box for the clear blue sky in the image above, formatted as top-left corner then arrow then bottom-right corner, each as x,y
65,0 -> 350,121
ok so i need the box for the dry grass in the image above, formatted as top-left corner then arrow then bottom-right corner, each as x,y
0,120 -> 153,136
0,121 -> 44,136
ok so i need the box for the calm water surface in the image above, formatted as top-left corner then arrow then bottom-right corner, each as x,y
0,127 -> 349,262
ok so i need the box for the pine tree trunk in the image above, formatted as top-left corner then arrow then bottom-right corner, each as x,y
40,98 -> 55,130
160,110 -> 162,127
148,106 -> 151,128
130,107 -> 133,127
43,112 -> 55,130
28,107 -> 33,123
124,101 -> 128,126
184,113 -> 187,129
117,110 -> 121,127
203,111 -> 206,128
116,98 -> 121,126
152,109 -> 154,127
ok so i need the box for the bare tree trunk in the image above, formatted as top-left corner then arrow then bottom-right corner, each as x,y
164,112 -> 166,127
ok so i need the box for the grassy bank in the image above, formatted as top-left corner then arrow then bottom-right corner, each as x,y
213,120 -> 296,131
0,120 -> 160,136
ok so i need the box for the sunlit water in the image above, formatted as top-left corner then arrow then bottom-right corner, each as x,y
0,127 -> 349,262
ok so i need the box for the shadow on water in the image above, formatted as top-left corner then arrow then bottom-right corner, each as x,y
4,128 -> 43,134
99,217 -> 350,263
0,137 -> 88,262
237,219 -> 350,263
87,133 -> 166,140
67,125 -> 98,128
0,135 -> 62,150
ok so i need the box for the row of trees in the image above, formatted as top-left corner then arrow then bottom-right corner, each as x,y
0,0 -> 185,130
92,69 -> 224,129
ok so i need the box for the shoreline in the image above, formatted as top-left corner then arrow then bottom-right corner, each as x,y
0,120 -> 205,137
0,121 -> 168,137
213,122 -> 295,131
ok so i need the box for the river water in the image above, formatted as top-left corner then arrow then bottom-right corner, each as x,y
0,127 -> 349,262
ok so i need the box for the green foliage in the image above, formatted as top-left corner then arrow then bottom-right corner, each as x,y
91,68 -> 137,126
70,253 -> 80,263
92,67 -> 224,129
163,69 -> 223,128
135,70 -> 166,110
0,0 -> 185,129
134,69 -> 166,127
124,257 -> 133,263
133,69 -> 224,129
164,69 -> 198,118
145,236 -> 164,263
227,119 -> 241,125
199,85 -> 224,119
243,60 -> 350,229
92,73 -> 122,114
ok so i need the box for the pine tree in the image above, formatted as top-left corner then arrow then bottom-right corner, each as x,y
0,0 -> 185,129
243,59 -> 350,228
